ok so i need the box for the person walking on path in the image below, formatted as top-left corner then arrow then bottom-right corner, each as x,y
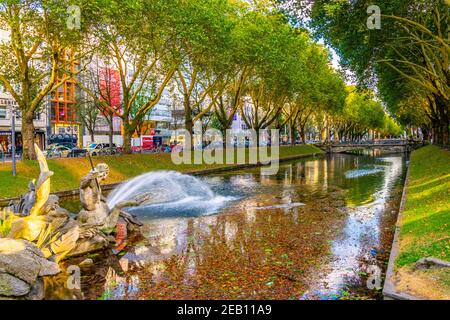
0,142 -> 5,159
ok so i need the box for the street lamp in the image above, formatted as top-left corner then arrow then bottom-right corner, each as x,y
11,105 -> 16,176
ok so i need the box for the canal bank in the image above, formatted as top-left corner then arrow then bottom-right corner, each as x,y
383,145 -> 450,300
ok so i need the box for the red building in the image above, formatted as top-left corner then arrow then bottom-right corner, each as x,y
92,67 -> 122,135
99,67 -> 121,116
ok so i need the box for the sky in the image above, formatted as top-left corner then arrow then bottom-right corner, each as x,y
317,38 -> 356,85
0,29 -> 8,41
327,44 -> 341,70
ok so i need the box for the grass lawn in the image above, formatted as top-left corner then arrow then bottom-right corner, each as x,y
0,145 -> 322,200
395,145 -> 450,299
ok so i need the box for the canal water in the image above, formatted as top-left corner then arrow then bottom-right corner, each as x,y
45,153 -> 407,300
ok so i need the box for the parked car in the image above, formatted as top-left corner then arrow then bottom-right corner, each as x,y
86,143 -> 118,156
44,144 -> 87,158
44,145 -> 72,158
61,142 -> 78,149
70,147 -> 88,158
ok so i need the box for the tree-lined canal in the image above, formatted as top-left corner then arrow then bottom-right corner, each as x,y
46,153 -> 407,300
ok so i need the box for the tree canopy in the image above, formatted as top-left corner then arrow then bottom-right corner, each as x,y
0,0 -> 410,154
306,0 -> 449,143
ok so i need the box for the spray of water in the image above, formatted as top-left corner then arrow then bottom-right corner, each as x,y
344,167 -> 384,179
107,171 -> 233,218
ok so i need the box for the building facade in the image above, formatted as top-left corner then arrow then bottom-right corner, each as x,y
80,64 -> 123,146
0,92 -> 48,152
139,89 -> 174,135
49,50 -> 81,146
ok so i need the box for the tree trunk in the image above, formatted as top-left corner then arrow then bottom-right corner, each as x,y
255,129 -> 260,149
290,124 -> 295,146
439,104 -> 449,145
431,126 -> 436,144
300,126 -> 306,144
221,127 -> 227,148
185,109 -> 194,150
435,124 -> 443,145
21,111 -> 36,160
185,111 -> 193,135
122,122 -> 134,154
108,115 -> 114,154
443,122 -> 449,146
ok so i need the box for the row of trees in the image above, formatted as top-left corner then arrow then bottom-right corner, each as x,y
286,0 -> 449,145
276,85 -> 403,145
0,0 -> 404,159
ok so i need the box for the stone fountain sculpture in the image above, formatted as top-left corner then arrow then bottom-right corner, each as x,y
0,144 -> 144,299
71,161 -> 144,256
77,162 -> 143,232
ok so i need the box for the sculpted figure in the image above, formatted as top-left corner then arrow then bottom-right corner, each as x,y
6,145 -> 78,262
5,145 -> 144,265
8,144 -> 53,217
78,163 -> 110,226
77,162 -> 144,232
8,181 -> 36,216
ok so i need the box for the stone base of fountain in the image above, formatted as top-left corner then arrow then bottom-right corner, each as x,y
0,239 -> 60,299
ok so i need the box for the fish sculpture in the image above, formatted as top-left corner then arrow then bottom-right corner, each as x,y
7,144 -> 53,241
29,144 -> 53,217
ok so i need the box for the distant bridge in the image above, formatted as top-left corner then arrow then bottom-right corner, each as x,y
321,140 -> 419,153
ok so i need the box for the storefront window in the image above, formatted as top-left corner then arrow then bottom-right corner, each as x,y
51,102 -> 57,121
59,107 -> 65,119
0,106 -> 6,119
66,103 -> 73,121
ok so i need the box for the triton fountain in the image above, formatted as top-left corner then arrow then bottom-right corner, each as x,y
0,144 -> 144,299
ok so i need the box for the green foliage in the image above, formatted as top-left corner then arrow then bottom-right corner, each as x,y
332,86 -> 390,139
308,0 -> 449,142
0,0 -> 353,153
0,209 -> 13,238
381,115 -> 403,137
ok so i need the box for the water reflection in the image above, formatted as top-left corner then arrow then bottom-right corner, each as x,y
45,153 -> 406,300
302,156 -> 405,299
